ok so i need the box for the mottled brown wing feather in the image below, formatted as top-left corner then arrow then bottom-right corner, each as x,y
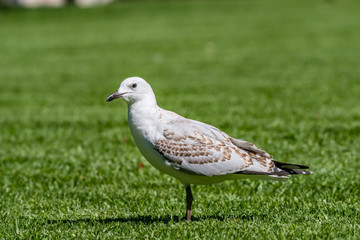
155,138 -> 276,176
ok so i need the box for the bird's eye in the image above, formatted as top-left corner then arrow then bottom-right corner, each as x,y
131,83 -> 137,89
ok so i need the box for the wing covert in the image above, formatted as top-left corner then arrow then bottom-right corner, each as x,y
153,114 -> 277,176
155,138 -> 256,176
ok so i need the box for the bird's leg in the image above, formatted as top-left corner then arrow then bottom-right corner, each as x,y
185,185 -> 193,221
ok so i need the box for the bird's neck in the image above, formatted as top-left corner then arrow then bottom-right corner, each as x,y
127,100 -> 160,141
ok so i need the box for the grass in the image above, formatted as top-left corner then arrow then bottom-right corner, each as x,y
1,0 -> 360,238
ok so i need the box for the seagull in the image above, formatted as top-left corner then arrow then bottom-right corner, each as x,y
106,77 -> 312,221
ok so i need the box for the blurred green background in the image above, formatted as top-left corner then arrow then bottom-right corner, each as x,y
1,0 -> 360,238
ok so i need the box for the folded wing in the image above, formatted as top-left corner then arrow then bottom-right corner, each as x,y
154,116 -> 279,177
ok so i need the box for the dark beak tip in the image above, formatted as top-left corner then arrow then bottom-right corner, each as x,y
106,96 -> 113,102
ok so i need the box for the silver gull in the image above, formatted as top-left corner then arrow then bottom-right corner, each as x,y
106,77 -> 312,221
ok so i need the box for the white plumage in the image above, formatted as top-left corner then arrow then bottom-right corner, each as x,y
106,77 -> 311,220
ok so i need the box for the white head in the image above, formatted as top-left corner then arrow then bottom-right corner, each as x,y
106,77 -> 157,105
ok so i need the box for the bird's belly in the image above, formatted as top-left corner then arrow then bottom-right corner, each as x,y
135,138 -> 173,174
129,125 -> 175,173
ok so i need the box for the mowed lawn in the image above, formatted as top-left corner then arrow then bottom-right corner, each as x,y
1,0 -> 360,238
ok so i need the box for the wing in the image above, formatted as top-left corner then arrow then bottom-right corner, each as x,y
163,111 -> 271,156
154,115 -> 277,177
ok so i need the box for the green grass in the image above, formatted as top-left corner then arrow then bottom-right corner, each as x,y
1,0 -> 360,238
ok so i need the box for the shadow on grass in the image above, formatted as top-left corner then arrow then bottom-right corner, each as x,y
46,213 -> 266,225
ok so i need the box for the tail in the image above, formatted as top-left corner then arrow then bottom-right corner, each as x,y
234,160 -> 312,178
273,161 -> 312,175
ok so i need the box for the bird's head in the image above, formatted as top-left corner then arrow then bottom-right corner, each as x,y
106,77 -> 156,105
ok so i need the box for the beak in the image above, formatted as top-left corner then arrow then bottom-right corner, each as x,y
106,91 -> 126,102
